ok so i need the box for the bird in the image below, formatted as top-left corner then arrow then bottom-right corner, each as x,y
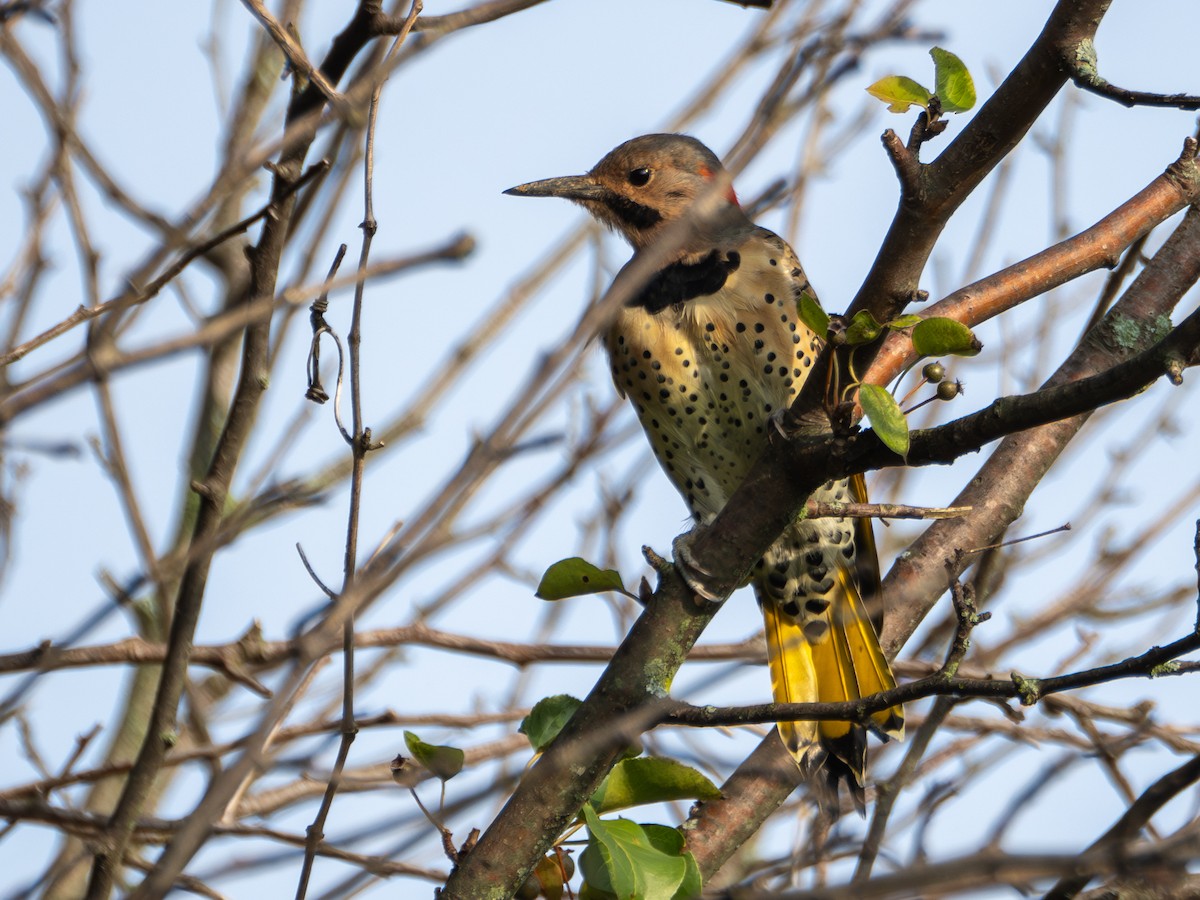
505,133 -> 903,809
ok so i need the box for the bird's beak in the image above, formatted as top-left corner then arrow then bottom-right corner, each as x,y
503,175 -> 607,201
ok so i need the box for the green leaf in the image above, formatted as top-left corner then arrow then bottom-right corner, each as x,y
641,826 -> 701,900
590,757 -> 722,816
403,731 -> 464,782
537,557 -> 626,600
580,806 -> 688,900
885,314 -> 923,330
796,291 -> 829,337
519,694 -> 583,752
930,47 -> 976,113
859,383 -> 910,459
844,310 -> 884,346
911,317 -> 983,357
866,75 -> 932,113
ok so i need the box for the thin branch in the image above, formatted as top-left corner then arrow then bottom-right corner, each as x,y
1066,42 -> 1200,110
664,627 -> 1200,729
1045,753 -> 1200,897
0,160 -> 329,369
239,0 -> 347,115
295,4 -> 420,896
805,500 -> 971,520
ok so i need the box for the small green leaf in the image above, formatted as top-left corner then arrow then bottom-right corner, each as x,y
536,557 -> 626,601
519,694 -> 583,752
590,757 -> 722,816
796,291 -> 830,337
403,731 -> 464,781
641,826 -> 701,900
580,806 -> 689,900
885,314 -> 923,330
844,310 -> 884,346
912,317 -> 983,357
580,808 -> 636,898
930,47 -> 976,113
859,383 -> 910,458
866,75 -> 933,113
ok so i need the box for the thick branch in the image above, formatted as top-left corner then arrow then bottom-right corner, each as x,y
791,0 -> 1116,413
868,139 -> 1200,386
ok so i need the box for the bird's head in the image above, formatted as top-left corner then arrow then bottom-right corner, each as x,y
505,133 -> 745,251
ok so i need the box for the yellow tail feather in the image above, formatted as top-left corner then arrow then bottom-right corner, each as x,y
760,596 -> 817,761
845,473 -> 904,743
760,474 -> 905,791
815,565 -> 905,743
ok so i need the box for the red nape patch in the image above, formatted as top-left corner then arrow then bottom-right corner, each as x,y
697,165 -> 740,207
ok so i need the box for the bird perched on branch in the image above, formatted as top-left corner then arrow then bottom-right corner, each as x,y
506,133 -> 903,809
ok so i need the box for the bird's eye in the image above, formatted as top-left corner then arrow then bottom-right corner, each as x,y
627,167 -> 652,187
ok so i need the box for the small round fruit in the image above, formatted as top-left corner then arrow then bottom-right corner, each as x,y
937,379 -> 963,400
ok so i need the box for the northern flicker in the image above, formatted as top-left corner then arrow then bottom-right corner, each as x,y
506,133 -> 903,806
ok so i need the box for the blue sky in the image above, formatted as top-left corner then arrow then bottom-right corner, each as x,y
1,1 -> 1198,895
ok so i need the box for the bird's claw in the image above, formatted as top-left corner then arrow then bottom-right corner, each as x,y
672,528 -> 725,603
769,407 -> 801,441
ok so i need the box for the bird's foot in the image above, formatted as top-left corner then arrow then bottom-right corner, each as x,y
671,527 -> 726,603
